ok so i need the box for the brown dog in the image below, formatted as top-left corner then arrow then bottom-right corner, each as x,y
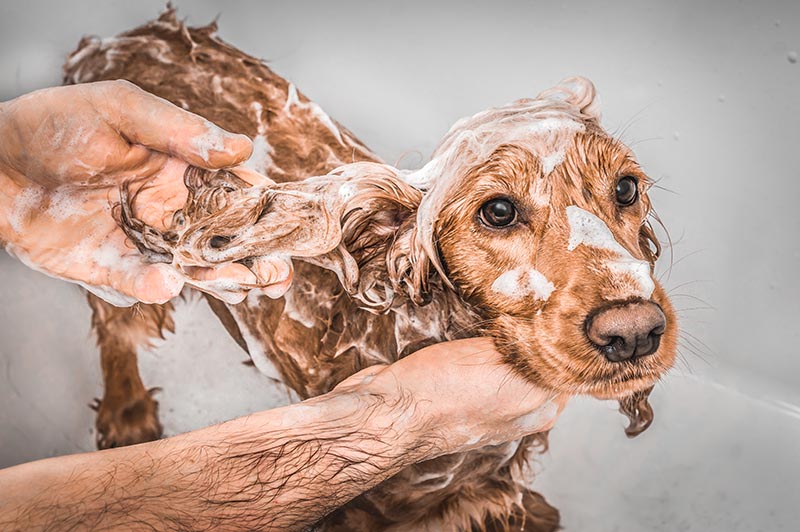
65,9 -> 676,531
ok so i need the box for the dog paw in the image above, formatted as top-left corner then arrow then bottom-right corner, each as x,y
91,387 -> 163,449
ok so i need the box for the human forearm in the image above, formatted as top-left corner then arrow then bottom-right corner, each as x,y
0,339 -> 566,531
0,387 -> 428,531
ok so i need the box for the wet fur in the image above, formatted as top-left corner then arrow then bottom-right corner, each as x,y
63,9 -> 677,531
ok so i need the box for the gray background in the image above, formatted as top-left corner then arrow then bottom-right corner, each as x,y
1,1 -> 799,530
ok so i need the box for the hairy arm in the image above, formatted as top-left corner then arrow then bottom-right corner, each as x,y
0,392 -> 422,531
0,339 -> 566,531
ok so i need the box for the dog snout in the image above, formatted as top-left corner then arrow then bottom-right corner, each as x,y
585,301 -> 666,363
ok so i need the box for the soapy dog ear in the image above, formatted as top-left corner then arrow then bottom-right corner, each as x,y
328,164 -> 434,309
118,163 -> 436,309
536,76 -> 602,123
248,162 -> 434,310
618,386 -> 655,437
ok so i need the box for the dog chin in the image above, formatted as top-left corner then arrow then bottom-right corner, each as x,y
584,373 -> 661,400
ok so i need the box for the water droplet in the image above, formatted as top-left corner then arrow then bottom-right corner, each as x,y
717,94 -> 726,103
788,51 -> 798,64
672,132 -> 680,141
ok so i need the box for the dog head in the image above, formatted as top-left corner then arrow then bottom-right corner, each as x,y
397,77 -> 677,405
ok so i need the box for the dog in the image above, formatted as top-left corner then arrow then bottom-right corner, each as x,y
64,9 -> 677,531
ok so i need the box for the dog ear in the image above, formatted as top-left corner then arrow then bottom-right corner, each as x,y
329,164 -> 433,309
536,76 -> 602,123
229,162 -> 433,310
618,386 -> 655,437
118,164 -> 435,309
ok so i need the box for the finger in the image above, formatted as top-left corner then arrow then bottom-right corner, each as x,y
103,262 -> 185,305
182,263 -> 258,304
249,256 -> 293,295
231,165 -> 276,187
92,80 -> 253,169
184,263 -> 258,285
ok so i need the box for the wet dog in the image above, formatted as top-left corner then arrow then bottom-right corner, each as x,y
65,9 -> 676,531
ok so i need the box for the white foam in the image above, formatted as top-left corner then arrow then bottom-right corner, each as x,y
244,102 -> 274,175
211,75 -> 223,95
190,120 -> 228,161
9,187 -> 44,233
566,205 -> 655,298
46,188 -> 91,221
283,83 -> 300,114
283,83 -> 344,143
539,149 -> 565,175
567,206 -> 629,255
525,117 -> 585,136
307,103 -> 344,143
338,182 -> 356,201
245,134 -> 274,175
185,277 -> 247,304
492,268 -> 555,301
282,288 -> 317,329
228,307 -> 282,381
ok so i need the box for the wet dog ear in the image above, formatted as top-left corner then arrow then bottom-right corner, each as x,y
330,165 -> 434,309
536,76 -> 602,123
618,386 -> 655,438
118,163 -> 436,309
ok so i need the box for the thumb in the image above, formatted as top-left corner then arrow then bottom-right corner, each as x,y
250,256 -> 294,298
95,80 -> 253,169
101,262 -> 185,305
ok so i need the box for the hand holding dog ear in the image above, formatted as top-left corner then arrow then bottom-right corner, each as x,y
0,81 -> 293,305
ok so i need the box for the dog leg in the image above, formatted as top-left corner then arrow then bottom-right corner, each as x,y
87,294 -> 174,449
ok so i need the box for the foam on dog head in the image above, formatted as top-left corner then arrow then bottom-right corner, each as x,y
403,76 -> 602,287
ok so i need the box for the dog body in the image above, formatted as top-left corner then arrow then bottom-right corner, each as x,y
64,10 -> 676,531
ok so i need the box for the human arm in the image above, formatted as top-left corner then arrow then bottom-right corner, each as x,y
0,81 -> 292,305
0,338 -> 567,531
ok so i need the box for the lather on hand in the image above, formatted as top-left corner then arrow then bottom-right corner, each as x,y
0,80 -> 292,305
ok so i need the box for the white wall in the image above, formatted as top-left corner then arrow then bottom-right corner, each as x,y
1,1 -> 799,528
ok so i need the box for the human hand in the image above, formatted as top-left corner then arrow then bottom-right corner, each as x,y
0,80 -> 293,305
335,337 -> 570,456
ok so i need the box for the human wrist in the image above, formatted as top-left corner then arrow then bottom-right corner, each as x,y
155,389 -> 435,529
253,386 -> 436,469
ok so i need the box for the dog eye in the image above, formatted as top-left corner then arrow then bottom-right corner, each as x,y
615,176 -> 639,206
479,198 -> 517,227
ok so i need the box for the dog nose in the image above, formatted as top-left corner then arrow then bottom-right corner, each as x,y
586,301 -> 666,362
